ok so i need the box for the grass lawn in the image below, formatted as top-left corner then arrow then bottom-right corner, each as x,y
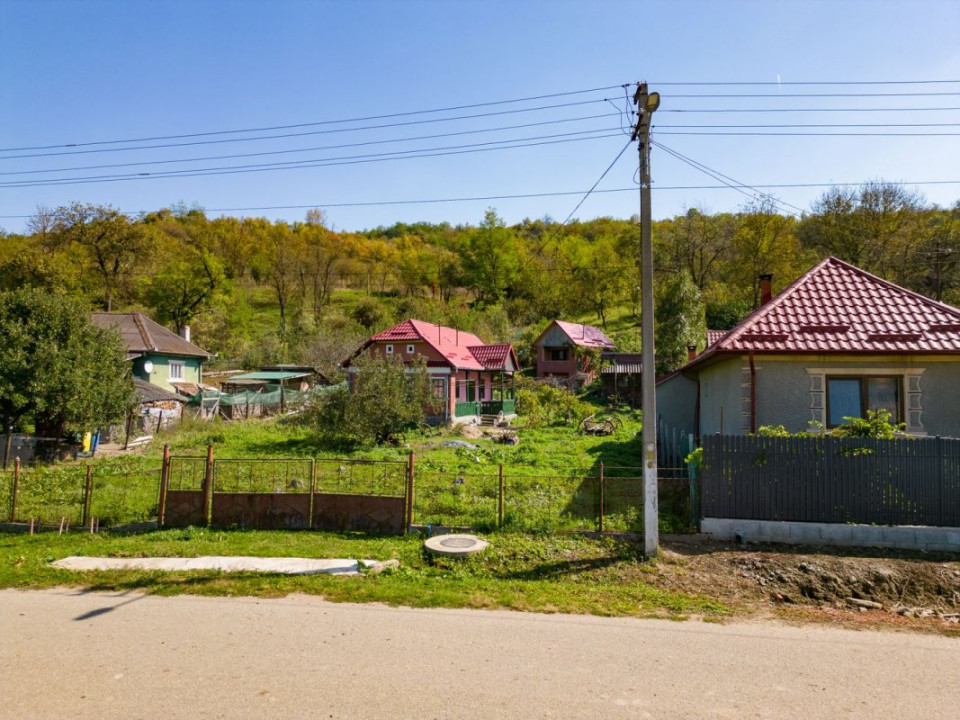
3,404 -> 697,533
0,528 -> 727,619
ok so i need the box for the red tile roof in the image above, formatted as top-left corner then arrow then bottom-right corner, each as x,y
706,329 -> 729,348
551,320 -> 615,349
468,343 -> 517,369
695,257 -> 960,361
361,319 -> 516,371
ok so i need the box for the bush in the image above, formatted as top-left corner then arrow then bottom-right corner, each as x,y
301,354 -> 437,447
514,377 -> 593,428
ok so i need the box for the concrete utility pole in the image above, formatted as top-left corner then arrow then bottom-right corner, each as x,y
632,82 -> 660,558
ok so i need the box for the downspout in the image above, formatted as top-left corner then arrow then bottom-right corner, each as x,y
749,351 -> 757,434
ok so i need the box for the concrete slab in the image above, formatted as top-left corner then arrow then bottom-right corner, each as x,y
423,534 -> 489,557
51,556 -> 383,575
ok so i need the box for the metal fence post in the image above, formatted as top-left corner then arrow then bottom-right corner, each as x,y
10,456 -> 20,522
157,444 -> 170,527
598,462 -> 605,534
309,458 -> 318,527
202,444 -> 214,526
82,465 -> 93,527
498,463 -> 504,528
405,452 -> 415,533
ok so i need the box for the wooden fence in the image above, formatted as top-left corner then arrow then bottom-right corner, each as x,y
701,434 -> 960,527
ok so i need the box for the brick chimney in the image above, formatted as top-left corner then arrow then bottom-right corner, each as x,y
687,345 -> 697,362
759,274 -> 774,306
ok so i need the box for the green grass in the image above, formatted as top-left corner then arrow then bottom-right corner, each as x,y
3,405 -> 696,533
0,528 -> 728,618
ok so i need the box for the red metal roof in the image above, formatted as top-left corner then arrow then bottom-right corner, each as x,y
551,320 -> 615,349
703,257 -> 960,357
364,319 -> 515,371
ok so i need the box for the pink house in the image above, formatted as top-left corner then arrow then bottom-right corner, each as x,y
345,319 -> 519,424
533,320 -> 615,384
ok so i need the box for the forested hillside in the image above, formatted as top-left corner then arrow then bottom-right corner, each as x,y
2,182 -> 957,378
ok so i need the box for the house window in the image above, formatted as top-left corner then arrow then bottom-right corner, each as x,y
169,361 -> 185,381
827,376 -> 900,427
407,344 -> 415,354
431,378 -> 447,400
549,348 -> 570,362
385,344 -> 394,355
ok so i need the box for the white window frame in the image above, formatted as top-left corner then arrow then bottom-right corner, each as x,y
169,361 -> 185,381
385,344 -> 394,355
407,344 -> 415,354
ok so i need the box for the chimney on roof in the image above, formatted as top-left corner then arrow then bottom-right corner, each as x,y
180,325 -> 191,343
687,345 -> 697,362
759,274 -> 774,306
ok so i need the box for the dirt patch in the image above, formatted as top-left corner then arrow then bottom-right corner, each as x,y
646,538 -> 960,633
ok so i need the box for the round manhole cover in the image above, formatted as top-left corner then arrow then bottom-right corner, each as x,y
424,533 -> 490,557
439,537 -> 477,549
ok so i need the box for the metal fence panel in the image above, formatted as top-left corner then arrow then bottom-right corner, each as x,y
702,434 -> 960,527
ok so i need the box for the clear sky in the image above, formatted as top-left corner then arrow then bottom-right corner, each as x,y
2,0 -> 959,234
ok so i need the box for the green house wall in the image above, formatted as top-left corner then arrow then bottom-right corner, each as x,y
132,354 -> 203,393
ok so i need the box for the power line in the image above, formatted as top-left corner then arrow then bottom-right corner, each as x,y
656,130 -> 960,137
663,106 -> 960,113
651,80 -> 960,86
0,84 -> 627,153
0,112 -> 620,177
3,181 -> 959,221
666,91 -> 960,98
0,131 -> 624,189
658,122 -> 960,129
557,140 -> 634,227
653,141 -> 804,217
0,98 -> 616,161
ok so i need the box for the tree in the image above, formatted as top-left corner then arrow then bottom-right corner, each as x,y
303,354 -> 436,446
655,271 -> 705,374
798,182 -> 924,278
50,203 -> 147,311
461,209 -> 520,305
0,289 -> 134,436
143,215 -> 226,333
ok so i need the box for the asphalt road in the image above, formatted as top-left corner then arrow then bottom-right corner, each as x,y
2,589 -> 958,719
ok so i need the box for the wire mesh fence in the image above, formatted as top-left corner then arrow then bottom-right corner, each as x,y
1,451 -> 695,534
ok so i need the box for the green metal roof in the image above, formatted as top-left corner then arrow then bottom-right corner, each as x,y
229,371 -> 310,381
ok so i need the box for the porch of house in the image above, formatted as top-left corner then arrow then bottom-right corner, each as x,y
448,370 -> 517,421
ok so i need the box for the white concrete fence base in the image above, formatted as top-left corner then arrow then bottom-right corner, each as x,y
701,518 -> 960,553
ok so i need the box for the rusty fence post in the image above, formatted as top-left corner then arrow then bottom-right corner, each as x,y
308,458 -> 318,527
202,444 -> 214,526
157,444 -> 170,527
498,463 -> 504,528
405,452 -> 415,533
598,462 -> 605,534
82,466 -> 93,527
10,457 -> 21,522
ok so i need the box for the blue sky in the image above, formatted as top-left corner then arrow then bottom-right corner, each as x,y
2,0 -> 959,233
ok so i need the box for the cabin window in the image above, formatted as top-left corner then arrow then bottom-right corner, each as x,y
407,344 -> 415,354
169,361 -> 184,381
385,344 -> 394,355
826,376 -> 900,427
549,348 -> 570,362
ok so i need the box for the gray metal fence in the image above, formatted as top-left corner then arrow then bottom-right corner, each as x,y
701,434 -> 960,527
